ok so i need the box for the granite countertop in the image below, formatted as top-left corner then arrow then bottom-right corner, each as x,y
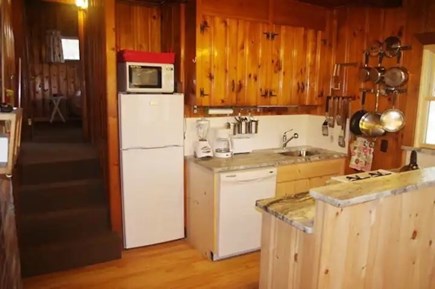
189,146 -> 346,172
310,167 -> 435,208
256,192 -> 315,234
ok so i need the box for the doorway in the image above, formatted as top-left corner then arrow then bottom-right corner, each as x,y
23,0 -> 85,143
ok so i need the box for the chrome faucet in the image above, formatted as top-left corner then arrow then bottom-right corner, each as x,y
282,129 -> 299,148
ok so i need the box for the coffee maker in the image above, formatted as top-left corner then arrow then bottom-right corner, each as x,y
194,118 -> 213,159
213,128 -> 232,158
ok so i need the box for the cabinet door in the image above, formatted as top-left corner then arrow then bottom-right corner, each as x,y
196,15 -> 269,106
276,179 -> 310,197
268,25 -> 323,106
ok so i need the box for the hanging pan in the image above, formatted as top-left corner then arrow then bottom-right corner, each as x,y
359,90 -> 386,137
380,91 -> 405,132
369,52 -> 385,84
384,51 -> 409,88
350,90 -> 367,135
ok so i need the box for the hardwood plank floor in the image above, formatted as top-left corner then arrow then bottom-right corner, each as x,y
23,240 -> 260,289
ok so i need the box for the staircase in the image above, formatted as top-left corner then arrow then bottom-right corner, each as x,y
15,142 -> 121,277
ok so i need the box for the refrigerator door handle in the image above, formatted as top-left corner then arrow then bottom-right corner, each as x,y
121,145 -> 182,151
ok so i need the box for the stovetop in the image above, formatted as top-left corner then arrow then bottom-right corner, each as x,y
331,169 -> 395,183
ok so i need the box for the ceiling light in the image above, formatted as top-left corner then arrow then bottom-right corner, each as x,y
76,0 -> 88,9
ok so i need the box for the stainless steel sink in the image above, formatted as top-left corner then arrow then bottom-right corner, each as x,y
279,149 -> 320,157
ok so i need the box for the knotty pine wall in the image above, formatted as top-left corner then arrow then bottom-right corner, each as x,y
115,1 -> 161,52
25,1 -> 82,121
2,0 -> 16,104
330,0 -> 435,171
80,0 -> 119,233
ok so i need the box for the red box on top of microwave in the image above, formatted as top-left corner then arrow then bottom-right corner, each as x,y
117,50 -> 175,64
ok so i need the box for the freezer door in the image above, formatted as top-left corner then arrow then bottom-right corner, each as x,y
119,93 -> 184,149
120,146 -> 184,249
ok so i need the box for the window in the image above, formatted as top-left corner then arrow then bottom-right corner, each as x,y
416,45 -> 435,148
61,37 -> 80,60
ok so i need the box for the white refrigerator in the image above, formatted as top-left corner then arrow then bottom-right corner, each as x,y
118,93 -> 185,249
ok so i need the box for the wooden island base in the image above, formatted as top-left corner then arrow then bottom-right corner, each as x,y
258,171 -> 435,289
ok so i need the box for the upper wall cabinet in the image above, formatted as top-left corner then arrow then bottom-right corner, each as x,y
185,0 -> 328,107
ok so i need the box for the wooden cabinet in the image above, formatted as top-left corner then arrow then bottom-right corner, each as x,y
185,0 -> 329,107
276,158 -> 345,197
190,14 -> 326,106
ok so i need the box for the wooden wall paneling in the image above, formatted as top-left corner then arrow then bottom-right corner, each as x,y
77,9 -> 88,139
271,0 -> 327,31
200,0 -> 270,23
2,0 -> 16,103
105,0 -> 121,235
115,2 -> 161,52
303,29 -> 321,105
316,10 -> 336,114
184,0 -> 196,104
161,4 -> 183,88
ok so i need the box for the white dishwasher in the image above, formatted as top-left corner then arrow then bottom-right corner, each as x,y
214,166 -> 277,260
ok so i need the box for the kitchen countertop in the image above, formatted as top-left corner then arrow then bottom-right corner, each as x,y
256,192 -> 315,233
310,167 -> 435,208
256,167 -> 435,233
189,146 -> 346,172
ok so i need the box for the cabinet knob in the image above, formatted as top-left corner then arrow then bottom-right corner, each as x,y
263,32 -> 271,40
270,33 -> 279,40
268,90 -> 277,97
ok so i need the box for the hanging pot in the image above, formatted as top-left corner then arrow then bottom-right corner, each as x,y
383,51 -> 409,87
350,91 -> 367,135
383,36 -> 402,58
368,40 -> 383,56
359,50 -> 371,82
359,90 -> 386,137
369,52 -> 385,84
380,91 -> 406,132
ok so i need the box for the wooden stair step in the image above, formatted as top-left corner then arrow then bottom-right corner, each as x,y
17,178 -> 106,214
18,158 -> 100,185
20,231 -> 121,277
18,205 -> 110,246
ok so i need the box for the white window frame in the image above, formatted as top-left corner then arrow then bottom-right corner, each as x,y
61,36 -> 80,61
415,44 -> 435,149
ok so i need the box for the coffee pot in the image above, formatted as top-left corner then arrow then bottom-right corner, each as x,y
213,128 -> 232,158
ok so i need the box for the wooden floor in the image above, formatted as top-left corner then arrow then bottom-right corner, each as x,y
23,240 -> 260,289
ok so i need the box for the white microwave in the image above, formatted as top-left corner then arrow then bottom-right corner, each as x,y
117,62 -> 175,93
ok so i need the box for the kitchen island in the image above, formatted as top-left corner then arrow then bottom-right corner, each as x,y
256,167 -> 435,289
